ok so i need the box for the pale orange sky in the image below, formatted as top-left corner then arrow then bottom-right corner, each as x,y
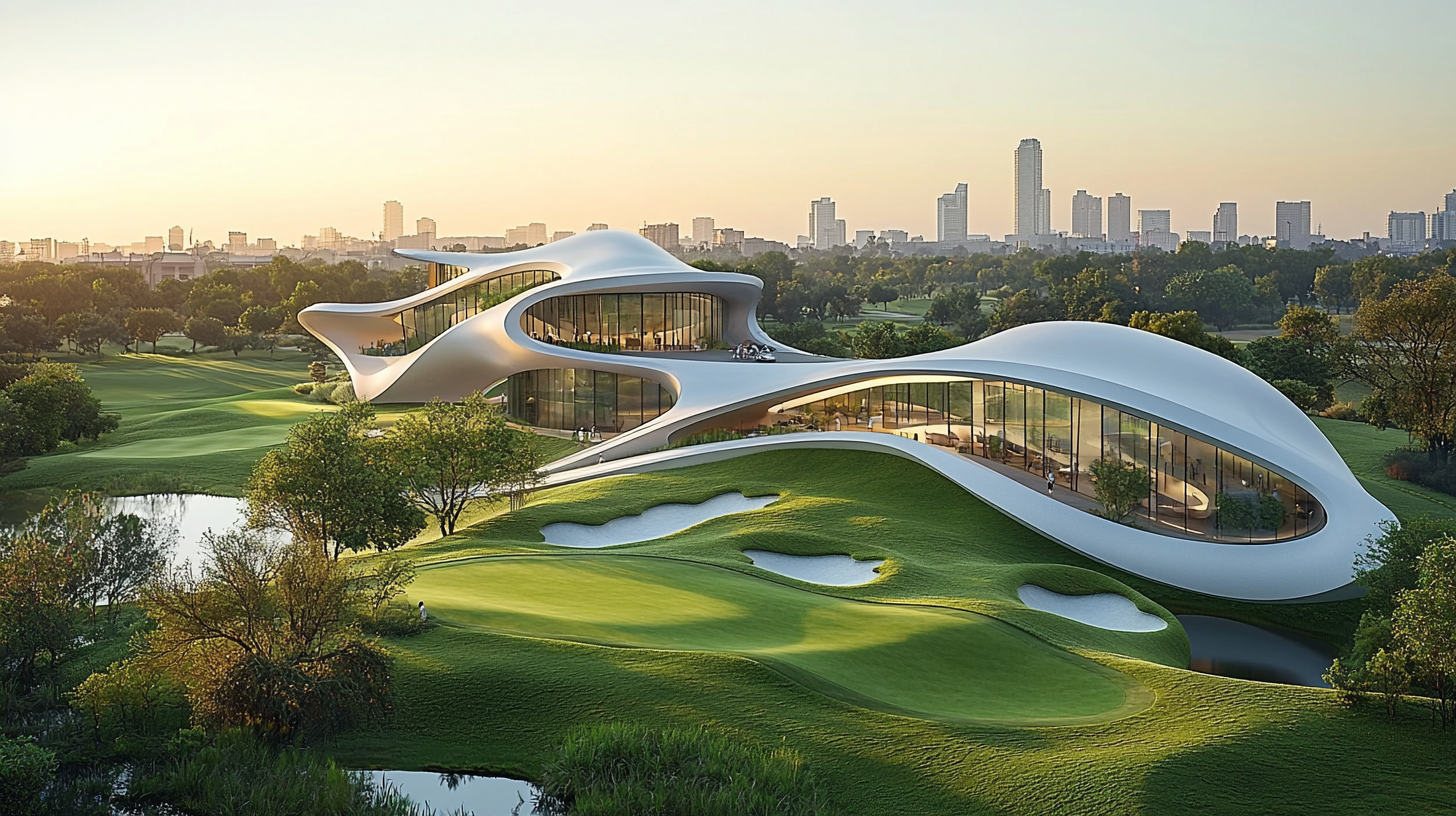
2,0 -> 1453,247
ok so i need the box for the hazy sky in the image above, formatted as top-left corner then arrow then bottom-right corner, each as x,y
3,0 -> 1454,247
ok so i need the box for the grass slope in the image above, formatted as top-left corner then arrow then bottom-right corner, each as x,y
333,449 -> 1456,814
416,554 -> 1144,725
1314,417 -> 1456,522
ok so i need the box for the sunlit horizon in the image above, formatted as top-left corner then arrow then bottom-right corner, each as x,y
4,0 -> 1453,247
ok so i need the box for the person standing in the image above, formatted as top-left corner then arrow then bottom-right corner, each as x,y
1046,469 -> 1056,493
418,601 -> 428,623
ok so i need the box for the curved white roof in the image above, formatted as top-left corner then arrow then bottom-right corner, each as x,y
299,230 -> 1393,601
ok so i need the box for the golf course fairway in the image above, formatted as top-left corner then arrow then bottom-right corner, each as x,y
414,554 -> 1149,724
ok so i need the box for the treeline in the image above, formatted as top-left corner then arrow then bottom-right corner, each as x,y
697,244 -> 1456,332
0,258 -> 427,358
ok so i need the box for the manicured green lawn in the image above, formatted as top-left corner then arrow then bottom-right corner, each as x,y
1314,417 -> 1456,521
416,554 -> 1145,725
332,449 -> 1456,814
0,350 -> 583,499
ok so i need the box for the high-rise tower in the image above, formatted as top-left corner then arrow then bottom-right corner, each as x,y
937,182 -> 968,242
383,201 -> 404,241
809,197 -> 844,249
1108,193 -> 1132,241
1071,191 -> 1103,239
1014,139 -> 1043,238
1213,203 -> 1238,245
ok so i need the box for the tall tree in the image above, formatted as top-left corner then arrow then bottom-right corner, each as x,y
125,308 -> 183,353
388,393 -> 543,537
183,315 -> 226,353
1341,274 -> 1456,464
246,402 -> 425,558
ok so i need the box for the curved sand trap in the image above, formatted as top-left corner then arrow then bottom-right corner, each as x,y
541,492 -> 779,548
1018,585 -> 1168,632
744,550 -> 884,586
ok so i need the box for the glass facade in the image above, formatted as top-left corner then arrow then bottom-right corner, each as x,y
738,377 -> 1322,543
363,269 -> 559,356
427,263 -> 470,288
521,293 -> 725,352
504,368 -> 676,433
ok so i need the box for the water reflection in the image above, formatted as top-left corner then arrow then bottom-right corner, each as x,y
110,494 -> 279,566
370,771 -> 538,816
1178,614 -> 1338,688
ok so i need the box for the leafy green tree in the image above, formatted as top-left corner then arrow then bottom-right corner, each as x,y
0,313 -> 59,359
75,312 -> 128,355
388,393 -> 543,537
1126,311 -> 1239,360
135,530 -> 403,741
925,288 -> 989,339
0,362 -> 119,459
183,315 -> 227,352
1244,336 -> 1334,405
247,402 -> 425,558
1270,379 -> 1319,411
218,326 -> 254,357
0,737 -> 56,816
765,321 -> 848,357
1314,265 -> 1355,313
1340,274 -> 1456,464
1390,539 -> 1456,727
239,305 -> 285,356
1088,458 -> 1151,521
865,282 -> 897,308
92,510 -> 173,624
1165,266 -> 1256,330
125,307 -> 183,353
851,321 -> 906,359
988,290 -> 1064,333
901,322 -> 959,355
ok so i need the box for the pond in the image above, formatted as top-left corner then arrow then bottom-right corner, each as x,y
1178,614 -> 1338,688
110,494 -> 266,566
369,771 -> 538,815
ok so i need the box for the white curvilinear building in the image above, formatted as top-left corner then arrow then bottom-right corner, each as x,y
299,230 -> 1391,602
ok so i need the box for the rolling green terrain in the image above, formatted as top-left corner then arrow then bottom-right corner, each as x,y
332,450 -> 1455,814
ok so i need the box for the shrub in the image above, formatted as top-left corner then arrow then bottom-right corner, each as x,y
128,728 -> 424,816
293,382 -> 314,395
1270,378 -> 1319,412
1215,492 -> 1286,532
328,382 -> 357,404
0,736 -> 56,816
1319,400 -> 1361,421
310,381 -> 339,402
536,723 -> 827,816
1383,448 -> 1456,497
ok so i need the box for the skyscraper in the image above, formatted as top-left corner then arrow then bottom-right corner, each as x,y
416,217 -> 437,240
168,225 -> 184,251
1388,211 -> 1427,251
1108,193 -> 1132,241
809,197 -> 844,249
1275,201 -> 1312,249
1138,210 -> 1171,233
1433,190 -> 1456,242
227,232 -> 247,253
937,182 -> 968,243
1038,189 -> 1052,235
691,217 -> 715,248
1213,203 -> 1237,246
1071,190 -> 1102,239
1014,139 -> 1043,238
383,201 -> 404,241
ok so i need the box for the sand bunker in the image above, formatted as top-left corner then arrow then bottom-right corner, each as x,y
744,550 -> 884,586
1017,584 -> 1168,632
541,492 -> 779,548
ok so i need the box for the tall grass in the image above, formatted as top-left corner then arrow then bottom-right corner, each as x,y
127,729 -> 460,816
535,723 -> 827,816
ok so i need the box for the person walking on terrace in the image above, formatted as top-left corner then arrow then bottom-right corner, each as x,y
1046,469 -> 1056,493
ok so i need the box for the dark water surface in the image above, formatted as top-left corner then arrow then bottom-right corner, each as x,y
1178,614 -> 1339,687
370,771 -> 538,816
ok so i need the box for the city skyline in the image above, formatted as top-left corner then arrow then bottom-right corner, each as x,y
3,1 -> 1454,245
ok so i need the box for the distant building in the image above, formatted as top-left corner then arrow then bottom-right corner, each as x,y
56,241 -> 81,261
144,236 -> 164,254
22,238 -> 54,262
227,232 -> 247,253
1187,231 -> 1212,244
1275,201 -> 1313,250
169,225 -> 184,251
713,228 -> 745,253
691,217 -> 715,248
550,231 -> 575,243
1108,193 -> 1132,242
937,182 -> 968,243
383,201 -> 404,242
586,223 -> 609,232
319,227 -> 342,251
505,223 -> 548,247
257,238 -> 277,252
1138,210 -> 1171,234
854,229 -> 876,248
742,237 -> 791,256
416,217 -> 437,241
879,229 -> 909,244
1014,138 -> 1043,239
1071,190 -> 1103,239
1432,190 -> 1456,242
436,236 -> 507,251
1213,203 -> 1237,246
638,223 -> 681,252
0,241 -> 13,262
1388,211 -> 1427,252
809,197 -> 844,249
